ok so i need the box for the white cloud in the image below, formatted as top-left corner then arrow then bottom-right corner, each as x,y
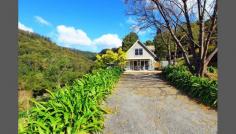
174,0 -> 215,20
34,16 -> 51,26
57,25 -> 92,46
93,34 -> 122,48
56,25 -> 122,51
18,22 -> 33,32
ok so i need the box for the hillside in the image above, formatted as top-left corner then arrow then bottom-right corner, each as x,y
18,30 -> 94,97
69,48 -> 97,60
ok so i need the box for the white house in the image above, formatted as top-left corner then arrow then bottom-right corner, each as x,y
125,40 -> 157,71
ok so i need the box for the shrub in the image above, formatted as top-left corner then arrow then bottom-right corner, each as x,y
95,48 -> 126,69
19,67 -> 122,134
207,66 -> 216,73
162,65 -> 217,108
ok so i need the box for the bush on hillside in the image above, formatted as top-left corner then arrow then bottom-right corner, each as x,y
162,65 -> 217,108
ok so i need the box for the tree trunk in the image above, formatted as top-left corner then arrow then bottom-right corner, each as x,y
167,43 -> 172,65
173,44 -> 177,65
200,47 -> 218,76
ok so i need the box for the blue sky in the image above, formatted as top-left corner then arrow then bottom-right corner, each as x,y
18,0 -> 154,52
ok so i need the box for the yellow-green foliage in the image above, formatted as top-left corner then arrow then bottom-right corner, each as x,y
19,67 -> 122,134
95,48 -> 126,68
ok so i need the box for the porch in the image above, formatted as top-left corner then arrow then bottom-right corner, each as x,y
125,59 -> 153,71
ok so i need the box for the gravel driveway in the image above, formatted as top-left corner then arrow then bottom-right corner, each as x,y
103,71 -> 217,134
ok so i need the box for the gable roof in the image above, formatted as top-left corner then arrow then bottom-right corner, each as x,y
128,40 -> 157,60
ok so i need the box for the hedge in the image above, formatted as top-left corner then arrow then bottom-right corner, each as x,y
19,67 -> 122,134
162,66 -> 217,108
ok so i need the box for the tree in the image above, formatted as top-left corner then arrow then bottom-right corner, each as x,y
125,0 -> 217,76
153,30 -> 175,64
122,32 -> 139,51
144,40 -> 154,46
95,48 -> 127,68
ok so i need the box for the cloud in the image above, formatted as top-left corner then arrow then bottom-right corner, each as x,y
57,25 -> 92,45
34,16 -> 51,26
18,22 -> 33,32
93,34 -> 122,48
173,0 -> 215,20
56,25 -> 122,51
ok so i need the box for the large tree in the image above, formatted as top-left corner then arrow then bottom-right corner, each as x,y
125,0 -> 217,76
122,32 -> 139,51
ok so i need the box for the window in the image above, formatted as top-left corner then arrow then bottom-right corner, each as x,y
135,48 -> 143,55
139,48 -> 143,55
135,49 -> 139,55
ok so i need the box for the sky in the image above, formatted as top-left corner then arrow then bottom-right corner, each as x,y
18,0 -> 154,52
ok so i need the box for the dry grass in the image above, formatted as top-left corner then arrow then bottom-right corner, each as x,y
18,90 -> 32,112
206,72 -> 218,80
206,68 -> 218,80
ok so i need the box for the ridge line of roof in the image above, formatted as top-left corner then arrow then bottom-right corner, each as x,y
136,40 -> 157,59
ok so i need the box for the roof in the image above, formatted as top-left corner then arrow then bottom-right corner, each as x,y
146,45 -> 155,52
129,40 -> 157,60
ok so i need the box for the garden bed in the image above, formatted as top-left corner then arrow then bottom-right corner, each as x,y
162,66 -> 217,108
19,67 -> 122,134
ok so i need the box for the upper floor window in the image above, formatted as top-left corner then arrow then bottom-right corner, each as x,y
135,48 -> 143,55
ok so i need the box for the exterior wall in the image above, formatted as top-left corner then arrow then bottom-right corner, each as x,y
125,41 -> 156,71
126,41 -> 155,61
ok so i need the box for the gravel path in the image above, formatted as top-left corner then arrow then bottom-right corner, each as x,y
103,71 -> 217,134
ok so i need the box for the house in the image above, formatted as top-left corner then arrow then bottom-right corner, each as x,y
125,40 -> 158,71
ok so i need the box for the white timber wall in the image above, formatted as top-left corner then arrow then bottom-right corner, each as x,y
126,41 -> 155,61
125,41 -> 156,70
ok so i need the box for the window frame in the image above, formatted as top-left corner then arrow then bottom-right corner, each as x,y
135,48 -> 143,55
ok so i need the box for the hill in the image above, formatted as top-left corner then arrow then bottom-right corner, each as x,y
18,30 -> 95,97
69,48 -> 97,60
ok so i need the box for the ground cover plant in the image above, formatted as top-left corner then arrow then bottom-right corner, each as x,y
162,65 -> 217,108
19,67 -> 122,134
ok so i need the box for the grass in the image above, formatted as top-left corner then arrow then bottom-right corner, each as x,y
18,90 -> 32,112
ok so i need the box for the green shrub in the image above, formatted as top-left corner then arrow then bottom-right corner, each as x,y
207,66 -> 216,73
163,66 -> 217,108
19,67 -> 122,134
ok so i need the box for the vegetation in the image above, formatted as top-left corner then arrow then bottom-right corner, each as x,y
69,48 -> 97,60
126,0 -> 217,76
162,66 -> 217,108
121,32 -> 139,51
144,40 -> 154,46
18,30 -> 94,97
19,67 -> 122,134
95,48 -> 126,69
